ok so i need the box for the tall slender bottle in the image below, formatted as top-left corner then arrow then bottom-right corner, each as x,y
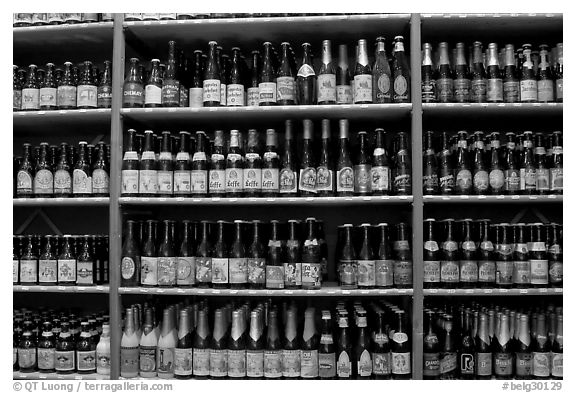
140,220 -> 158,287
550,130 -> 563,194
121,130 -> 139,196
138,130 -> 158,196
208,130 -> 226,195
226,130 -> 244,196
211,220 -> 229,289
486,43 -> 503,102
548,223 -> 563,287
488,132 -> 505,194
191,309 -> 209,379
421,43 -> 436,102
495,224 -> 514,287
261,129 -> 280,196
228,309 -> 247,379
296,43 -> 317,105
144,59 -> 162,108
554,43 -> 563,102
97,60 -> 113,108
436,42 -> 454,103
34,143 -> 54,197
73,142 -> 92,196
191,131 -> 208,196
13,65 -> 22,110
537,44 -> 554,102
551,314 -> 563,379
156,131 -> 173,196
503,132 -> 520,195
210,309 -> 228,379
39,62 -> 57,110
244,129 -> 262,196
439,315 -> 457,379
336,119 -> 354,196
338,224 -> 357,289
247,220 -> 266,289
423,130 -> 439,195
354,131 -> 372,195
76,61 -> 98,109
336,44 -> 353,104
16,143 -> 34,198
423,219 -> 440,288
263,309 -> 282,379
246,310 -> 265,379
284,220 -> 302,289
302,218 -> 322,289
423,311 -> 440,379
203,41 -> 221,106
394,223 -> 413,288
453,43 -> 471,102
503,44 -> 520,102
299,119 -> 317,196
472,131 -> 489,195
455,131 -> 472,194
391,311 -> 411,379
372,128 -> 391,195
392,36 -> 411,103
173,131 -> 191,195
353,39 -> 372,104
229,220 -> 248,289
139,308 -> 158,378
520,44 -> 538,102
227,47 -> 245,106
439,131 -> 454,195
470,42 -> 487,102
277,42 -> 296,105
259,42 -> 277,106
247,50 -> 261,106
318,311 -> 336,379
393,132 -> 412,195
157,220 -> 177,286
266,221 -> 284,289
300,308 -> 319,379
316,120 -> 334,196
440,219 -> 459,288
317,40 -> 337,104
120,308 -> 139,378
355,310 -> 372,379
122,58 -> 144,108
372,37 -> 392,103
283,308 -> 300,379
156,308 -> 176,378
280,120 -> 298,196
357,224 -> 375,288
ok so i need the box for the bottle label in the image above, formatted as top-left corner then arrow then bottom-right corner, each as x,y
202,79 -> 221,103
334,351 -> 351,378
356,349 -> 372,376
371,166 -> 390,191
299,167 -> 317,193
123,82 -> 144,106
297,64 -> 315,78
39,259 -> 57,283
337,167 -> 354,192
504,169 -> 520,192
261,168 -> 279,192
354,164 -> 372,193
55,350 -> 75,371
513,260 -> 531,285
371,352 -> 390,376
357,260 -> 375,287
156,170 -> 173,194
440,260 -> 459,283
375,73 -> 392,102
421,78 -> 436,102
157,257 -> 177,286
460,260 -> 478,282
263,350 -> 282,378
208,169 -> 226,194
423,352 -> 440,377
160,80 -> 180,106
19,260 -> 37,283
22,88 -> 40,110
455,169 -> 472,192
279,168 -> 297,194
478,260 -> 496,282
316,352 -> 336,378
246,350 -> 264,377
440,352 -> 457,374
470,79 -> 487,102
58,259 -> 76,283
393,75 -> 409,101
276,76 -> 296,102
519,168 -> 536,191
454,78 -> 470,102
247,87 -> 260,106
423,170 -> 439,193
138,169 -> 157,194
494,353 -> 513,377
225,83 -> 244,106
555,79 -> 563,101
73,169 -> 92,194
248,258 -> 266,284
77,260 -> 94,284
338,260 -> 357,286
436,78 -> 454,102
195,257 -> 212,283
227,349 -> 246,377
176,256 -> 195,286
391,352 -> 410,375
144,84 -> 162,105
495,261 -> 513,285
535,168 -> 550,191
97,85 -> 112,108
209,349 -> 228,377
537,80 -> 554,102
549,261 -> 563,284
33,169 -> 53,195
300,349 -> 319,378
353,74 -> 373,103
394,172 -> 411,193
317,74 -> 336,103
282,349 -> 300,377
13,259 -> 18,283
191,348 -> 209,376
211,258 -> 229,284
487,78 -> 503,102
550,168 -> 563,191
157,346 -> 175,374
243,168 -> 262,191
472,170 -> 489,192
551,352 -> 563,377
40,87 -> 57,108
393,260 -> 412,286
515,352 -> 533,377
173,171 -> 191,194
37,348 -> 55,370
189,170 -> 207,194
17,170 -> 33,194
90,168 -> 109,194
121,169 -> 139,194
373,259 -> 393,287
283,262 -> 302,286
530,259 -> 549,285
423,260 -> 440,283
488,169 -> 505,191
265,265 -> 284,289
229,258 -> 248,284
503,80 -> 520,102
532,352 -> 551,377
77,350 -> 96,371
226,168 -> 243,193
13,89 -> 22,110
17,347 -> 36,368
139,345 -> 156,373
520,79 -> 538,102
77,84 -> 97,108
315,166 -> 333,192
259,82 -> 277,104
302,262 -> 321,288
58,85 -> 77,108
140,256 -> 158,286
336,84 -> 353,104
187,87 -> 203,108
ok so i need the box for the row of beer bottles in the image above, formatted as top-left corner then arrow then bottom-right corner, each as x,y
13,234 -> 110,286
15,141 -> 110,198
423,219 -> 562,289
13,13 -> 112,26
120,298 -> 411,379
123,13 -> 351,21
121,121 -> 411,197
421,41 -> 563,103
422,130 -> 563,195
423,300 -> 562,380
122,37 -> 411,108
13,61 -> 113,111
14,308 -> 110,375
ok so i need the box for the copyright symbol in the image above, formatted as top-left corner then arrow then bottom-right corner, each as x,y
13,382 -> 22,391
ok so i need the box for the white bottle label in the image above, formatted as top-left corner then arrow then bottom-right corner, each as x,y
141,256 -> 158,285
191,170 -> 207,194
34,169 -> 54,194
226,84 -> 245,106
22,88 -> 40,110
209,169 -> 226,194
276,76 -> 295,102
122,170 -> 139,194
19,260 -> 37,283
219,83 -> 227,106
353,74 -> 373,103
317,74 -> 337,103
157,171 -> 173,194
58,259 -> 76,283
39,259 -> 57,283
139,170 -> 158,194
226,168 -> 243,193
189,87 -> 203,108
261,168 -> 279,192
247,87 -> 260,106
73,169 -> 92,194
259,82 -> 277,104
336,85 -> 353,104
174,171 -> 191,194
39,87 -> 57,107
145,85 -> 162,105
202,79 -> 221,103
243,168 -> 262,191
211,258 -> 229,284
520,79 -> 538,102
77,85 -> 98,108
92,169 -> 109,193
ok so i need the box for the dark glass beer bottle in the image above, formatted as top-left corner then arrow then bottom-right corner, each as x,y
282,307 -> 300,379
354,131 -> 372,195
77,61 -> 97,109
144,59 -> 162,108
284,220 -> 302,289
317,39 -> 337,105
76,235 -> 95,286
246,310 -> 264,379
211,220 -> 229,289
297,43 -> 317,105
208,130 -> 226,196
209,309 -> 228,379
19,235 -> 38,285
470,42 -> 487,102
488,132 -> 505,194
439,315 -> 457,379
203,41 -> 221,107
196,221 -> 212,288
191,131 -> 208,196
391,310 -> 411,379
280,120 -> 298,196
76,321 -> 96,373
229,220 -> 247,289
173,131 -> 191,196
97,60 -> 112,108
57,235 -> 76,285
357,224 -> 375,288
190,309 -> 209,379
423,219 -> 440,288
472,131 -> 489,195
247,221 -> 266,289
529,223 -> 548,288
13,65 -> 22,111
423,311 -> 440,379
121,129 -> 139,196
373,37 -> 392,103
38,235 -> 57,285
140,220 -> 158,287
121,220 -> 140,287
474,312 -> 493,379
353,39 -> 372,104
227,47 -> 245,106
247,50 -> 261,106
92,142 -> 109,196
39,62 -> 57,110
157,132 -> 174,196
259,42 -> 277,106
439,219 -> 459,288
336,313 -> 352,379
520,44 -> 538,102
477,220 -> 496,287
161,42 -> 181,107
503,44 -> 520,102
55,322 -> 75,374
460,220 -> 479,288
454,131 -> 472,195
73,142 -> 92,197
393,223 -> 413,288
217,47 -> 227,106
392,36 -> 411,103
537,44 -> 554,103
157,220 -> 177,286
503,132 -> 520,195
319,311 -> 336,379
338,224 -> 357,289
438,131 -> 454,195
299,120 -> 317,196
302,218 -> 321,289
53,143 -> 72,197
266,221 -> 284,289
520,131 -> 537,195
16,143 -> 34,197
514,314 -> 533,379
554,43 -> 563,102
261,129 -> 280,196
371,128 -> 391,195
226,130 -> 244,197
300,308 -> 319,379
34,143 -> 54,197
423,130 -> 439,195
421,43 -> 436,103
21,64 -> 40,111
188,50 -> 204,108
316,119 -> 334,196
548,223 -> 563,287
228,309 -> 247,379
531,314 -> 550,379
37,321 -> 56,373
336,119 -> 354,196
436,42 -> 454,103
336,44 -> 353,104
277,42 -> 296,105
355,310 -> 372,379
512,224 -> 530,288
454,43 -> 471,102
459,310 -> 476,379
550,131 -> 563,194
393,132 -> 412,195
551,314 -> 563,379
486,43 -> 503,102
495,224 -> 513,287
372,311 -> 391,379
175,221 -> 195,287
244,129 -> 262,196
122,58 -> 144,108
534,133 -> 550,194
173,309 -> 193,379
138,130 -> 158,196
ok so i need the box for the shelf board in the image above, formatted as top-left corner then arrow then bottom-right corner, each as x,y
422,103 -> 562,116
119,195 -> 413,206
423,195 -> 562,204
13,285 -> 110,293
119,283 -> 413,297
13,371 -> 109,380
13,197 -> 110,207
121,104 -> 412,127
424,288 -> 563,296
13,109 -> 112,136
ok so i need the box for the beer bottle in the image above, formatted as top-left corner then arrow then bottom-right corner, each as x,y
336,119 -> 353,196
246,310 -> 265,379
138,130 -> 158,196
488,132 -> 505,194
534,133 -> 549,194
121,130 -> 139,196
520,44 -> 538,102
354,310 -> 372,379
173,131 -> 191,195
75,321 -> 96,373
189,131 -> 207,196
423,311 -> 440,379
265,221 -> 284,289
469,42 -> 487,102
299,308 -> 318,379
317,40 -> 337,105
503,132 -> 520,195
537,45 -> 554,102
189,308 -> 209,378
247,50 -> 261,106
76,61 -> 97,109
16,143 -> 34,198
226,130 -> 244,196
92,142 -> 109,196
72,141 -> 92,196
519,131 -> 537,194
338,224 -> 357,288
209,309 -> 228,379
302,218 -> 321,289
512,313 -> 531,379
54,321 -> 75,374
244,129 -> 262,196
452,42 -> 470,102
551,314 -> 563,379
316,311 -> 336,380
138,308 -> 157,378
393,223 -> 412,288
421,43 -> 436,103
459,310 -> 475,379
298,119 -> 316,195
187,50 -> 203,108
438,131 -> 454,195
390,310 -> 411,379
144,59 -> 162,107
352,39 -> 372,104
120,308 -> 140,378
485,43 -> 503,102
548,223 -> 562,287
121,220 -> 140,287
471,131 -> 489,195
140,220 -> 158,286
371,128 -> 391,195
225,47 -> 244,106
218,49 -> 228,107
247,221 -> 266,289
276,42 -> 296,105
21,64 -> 40,111
332,312 -> 351,379
76,235 -> 94,285
554,43 -> 563,102
285,220 -> 302,289
19,235 -> 37,285
260,129 -> 280,196
258,42 -> 277,106
503,44 -> 520,102
280,120 -> 298,196
478,220 -> 496,287
371,37 -> 392,103
439,219 -> 459,288
439,315 -> 457,379
156,308 -> 176,378
336,44 -> 353,104
530,313 -> 550,379
393,132 -> 412,195
157,220 -> 177,286
495,224 -> 513,287
354,131 -> 372,195
423,219 -> 441,288
38,235 -> 57,285
156,132 -> 173,196
13,236 -> 21,285
207,130 -> 226,196
122,58 -> 144,108
202,41 -> 221,106
37,321 -> 56,373
170,220 -> 192,286
281,307 -> 299,379
57,235 -> 76,285
39,62 -> 57,110
262,308 -> 282,379
97,60 -> 113,108
56,62 -> 76,109
316,120 -> 334,196
357,224 -> 375,288
392,36 -> 411,103
34,143 -> 53,197
296,43 -> 317,105
436,42 -> 454,103
529,223 -> 548,287
472,312 -> 492,379
550,131 -> 563,194
229,220 -> 248,289
13,65 -> 22,111
423,130 -> 439,195
511,224 -> 530,288
454,131 -> 472,195
228,309 -> 246,379
196,221 -> 213,287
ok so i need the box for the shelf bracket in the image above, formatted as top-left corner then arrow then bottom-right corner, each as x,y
510,208 -> 528,224
530,207 -> 552,224
15,208 -> 41,235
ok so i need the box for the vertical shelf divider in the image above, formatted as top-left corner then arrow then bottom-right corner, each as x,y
409,12 -> 424,380
109,13 -> 125,380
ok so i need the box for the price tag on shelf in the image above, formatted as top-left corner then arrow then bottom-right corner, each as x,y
342,290 -> 351,295
306,290 -> 316,295
465,289 -> 473,294
156,289 -> 165,293
177,289 -> 185,294
360,290 -> 369,295
429,289 -> 438,294
484,289 -> 493,294
499,289 -> 509,293
57,286 -> 66,291
398,289 -> 407,294
285,290 -> 294,295
229,290 -> 238,295
554,288 -> 562,293
538,288 -> 548,293
447,289 -> 456,294
211,290 -> 221,295
77,287 -> 86,291
520,289 -> 528,294
248,290 -> 257,295
79,109 -> 87,113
